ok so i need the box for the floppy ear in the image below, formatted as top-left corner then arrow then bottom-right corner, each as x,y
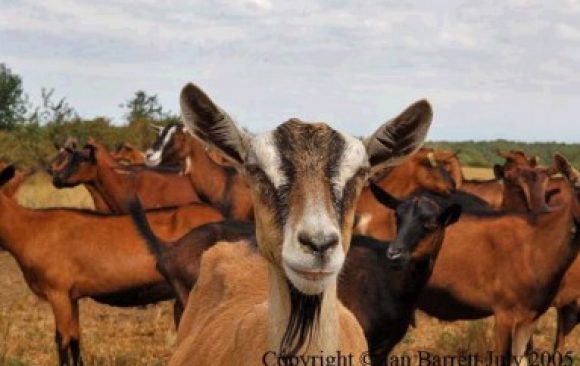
438,204 -> 462,227
365,99 -> 432,179
370,183 -> 401,210
180,83 -> 250,167
493,164 -> 504,179
530,156 -> 540,167
0,165 -> 16,188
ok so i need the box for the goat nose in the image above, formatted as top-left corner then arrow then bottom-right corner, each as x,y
387,247 -> 403,260
298,232 -> 339,254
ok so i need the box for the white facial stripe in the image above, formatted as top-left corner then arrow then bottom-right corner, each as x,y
333,132 -> 368,197
251,131 -> 287,188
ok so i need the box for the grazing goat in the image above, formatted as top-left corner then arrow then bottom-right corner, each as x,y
355,148 -> 461,240
51,138 -> 199,212
416,153 -> 580,365
162,82 -> 431,365
110,142 -> 145,165
144,123 -> 254,220
0,164 -> 223,365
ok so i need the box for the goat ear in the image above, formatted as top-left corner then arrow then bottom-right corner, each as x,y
370,183 -> 401,210
553,153 -> 576,182
0,165 -> 16,188
54,142 -> 62,151
530,156 -> 540,167
493,164 -> 504,179
180,83 -> 249,167
438,204 -> 462,227
364,99 -> 432,179
545,188 -> 561,205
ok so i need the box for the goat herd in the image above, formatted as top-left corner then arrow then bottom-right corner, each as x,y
0,83 -> 578,366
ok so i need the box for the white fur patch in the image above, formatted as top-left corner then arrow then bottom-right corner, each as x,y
251,131 -> 286,188
333,132 -> 368,197
145,125 -> 177,166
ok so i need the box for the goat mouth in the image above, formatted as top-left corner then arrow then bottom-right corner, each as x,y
286,264 -> 335,281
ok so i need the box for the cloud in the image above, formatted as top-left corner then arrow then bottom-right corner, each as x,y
0,0 -> 578,141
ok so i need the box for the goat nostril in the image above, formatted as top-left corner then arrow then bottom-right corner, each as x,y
387,247 -> 403,260
298,232 -> 339,254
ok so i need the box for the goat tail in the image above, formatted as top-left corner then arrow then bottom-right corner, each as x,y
128,199 -> 166,259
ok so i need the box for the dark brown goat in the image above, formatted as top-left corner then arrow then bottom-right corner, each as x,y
51,138 -> 200,213
0,164 -> 223,366
416,154 -> 580,364
144,124 -> 254,220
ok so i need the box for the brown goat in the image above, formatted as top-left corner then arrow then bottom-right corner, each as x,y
165,82 -> 431,365
51,138 -> 199,213
0,164 -> 223,366
354,148 -> 461,240
110,142 -> 145,165
50,142 -> 113,212
144,124 -> 254,220
416,154 -> 580,364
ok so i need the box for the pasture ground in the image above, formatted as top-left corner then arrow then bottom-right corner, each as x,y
0,170 -> 578,365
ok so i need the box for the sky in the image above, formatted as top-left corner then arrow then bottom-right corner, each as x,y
1,0 -> 579,142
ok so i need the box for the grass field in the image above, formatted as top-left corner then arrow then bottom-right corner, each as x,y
0,170 -> 578,365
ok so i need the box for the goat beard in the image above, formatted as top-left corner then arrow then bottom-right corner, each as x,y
278,280 -> 323,357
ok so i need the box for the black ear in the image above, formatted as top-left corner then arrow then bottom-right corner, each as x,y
370,183 -> 401,210
493,164 -> 504,179
438,204 -> 462,227
0,165 -> 16,188
54,142 -> 62,151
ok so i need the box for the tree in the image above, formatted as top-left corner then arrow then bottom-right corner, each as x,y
121,90 -> 164,123
0,64 -> 28,129
30,87 -> 78,124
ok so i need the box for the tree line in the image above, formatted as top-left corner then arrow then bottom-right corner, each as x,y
1,63 -> 578,169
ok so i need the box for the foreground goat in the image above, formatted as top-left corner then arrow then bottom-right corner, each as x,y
0,164 -> 223,366
417,154 -> 580,365
163,82 -> 431,365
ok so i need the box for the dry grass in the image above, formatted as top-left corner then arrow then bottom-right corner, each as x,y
0,171 -> 578,365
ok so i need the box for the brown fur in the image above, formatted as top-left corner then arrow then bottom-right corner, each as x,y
417,154 -> 580,363
0,165 -> 223,366
110,142 -> 145,165
147,124 -> 254,220
167,83 -> 432,365
52,138 -> 200,213
355,148 -> 461,240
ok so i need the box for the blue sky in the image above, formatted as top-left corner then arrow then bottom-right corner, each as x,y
1,0 -> 579,142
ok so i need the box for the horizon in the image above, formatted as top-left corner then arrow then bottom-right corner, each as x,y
2,0 -> 579,143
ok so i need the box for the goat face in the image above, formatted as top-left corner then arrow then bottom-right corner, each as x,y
51,147 -> 96,188
179,82 -> 432,296
414,149 -> 461,195
370,184 -> 461,267
503,165 -> 554,212
145,124 -> 189,166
